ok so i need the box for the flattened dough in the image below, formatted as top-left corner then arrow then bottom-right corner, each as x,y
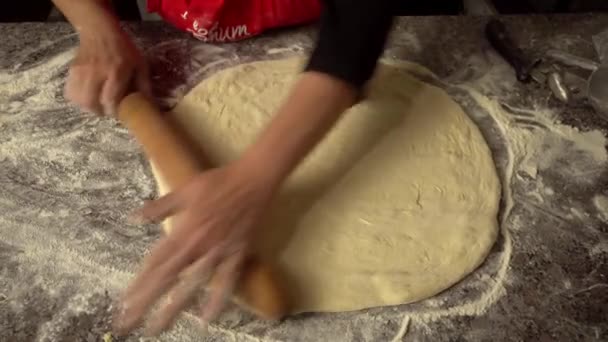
154,58 -> 500,313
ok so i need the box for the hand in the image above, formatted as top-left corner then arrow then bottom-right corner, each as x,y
113,160 -> 276,336
66,26 -> 150,116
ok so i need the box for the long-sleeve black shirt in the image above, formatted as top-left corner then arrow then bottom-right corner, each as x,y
305,1 -> 396,89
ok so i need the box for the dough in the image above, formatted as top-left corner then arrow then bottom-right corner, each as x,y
154,58 -> 500,313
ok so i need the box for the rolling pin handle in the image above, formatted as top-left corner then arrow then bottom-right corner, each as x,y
485,19 -> 539,82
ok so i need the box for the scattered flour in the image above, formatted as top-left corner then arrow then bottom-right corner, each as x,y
464,94 -> 607,183
386,31 -> 422,55
592,195 -> 608,222
0,48 -> 75,112
2,39 -> 606,341
455,51 -> 607,187
266,45 -> 305,55
389,316 -> 411,342
0,44 -> 155,341
387,55 -> 607,339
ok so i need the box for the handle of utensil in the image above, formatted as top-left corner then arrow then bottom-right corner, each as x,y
485,19 -> 539,82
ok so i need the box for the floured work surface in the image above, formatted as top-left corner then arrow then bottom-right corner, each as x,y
0,17 -> 607,342
154,58 -> 501,313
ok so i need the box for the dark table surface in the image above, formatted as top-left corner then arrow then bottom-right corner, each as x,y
0,15 -> 607,342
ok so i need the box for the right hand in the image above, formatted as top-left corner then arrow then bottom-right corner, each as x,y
66,26 -> 150,116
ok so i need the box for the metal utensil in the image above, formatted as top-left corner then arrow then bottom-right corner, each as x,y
543,51 -> 598,103
546,49 -> 599,72
548,72 -> 570,103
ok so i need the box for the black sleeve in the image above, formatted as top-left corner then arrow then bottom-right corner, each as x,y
305,0 -> 395,89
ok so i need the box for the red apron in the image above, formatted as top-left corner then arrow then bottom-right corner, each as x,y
148,0 -> 322,42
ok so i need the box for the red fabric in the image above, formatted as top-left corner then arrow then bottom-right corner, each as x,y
148,0 -> 321,42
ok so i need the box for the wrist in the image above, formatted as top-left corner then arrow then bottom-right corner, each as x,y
238,148 -> 286,192
79,12 -> 121,37
55,0 -> 119,36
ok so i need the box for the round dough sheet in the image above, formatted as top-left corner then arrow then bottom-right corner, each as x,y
154,58 -> 501,313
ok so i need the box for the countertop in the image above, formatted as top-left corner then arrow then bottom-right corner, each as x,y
0,15 -> 606,342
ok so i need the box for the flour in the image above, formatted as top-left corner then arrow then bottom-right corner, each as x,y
385,55 -> 607,339
386,98 -> 513,339
593,195 -> 608,222
454,87 -> 607,232
266,45 -> 305,55
389,316 -> 411,342
2,37 -> 606,340
164,58 -> 503,315
37,292 -> 114,341
456,50 -> 607,186
445,53 -> 519,97
0,49 -> 74,112
0,44 -> 156,341
149,42 -> 237,109
384,31 -> 422,60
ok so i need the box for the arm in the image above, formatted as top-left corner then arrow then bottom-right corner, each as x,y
243,72 -> 356,187
113,3 -> 395,334
52,0 -> 118,34
243,0 -> 395,187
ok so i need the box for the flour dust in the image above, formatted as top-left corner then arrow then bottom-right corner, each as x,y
383,52 -> 607,339
2,37 -> 606,341
0,39 -> 156,341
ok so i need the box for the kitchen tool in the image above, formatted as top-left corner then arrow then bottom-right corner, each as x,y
117,92 -> 290,319
546,49 -> 599,72
547,72 -> 570,103
563,71 -> 590,101
543,49 -> 608,113
485,18 -> 541,82
543,48 -> 607,108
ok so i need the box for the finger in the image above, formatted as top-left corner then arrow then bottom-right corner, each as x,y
122,210 -> 204,301
114,261 -> 178,335
120,224 -> 193,304
126,224 -> 226,315
129,192 -> 182,225
101,67 -> 132,116
113,235 -> 182,334
200,251 -> 244,323
144,246 -> 222,336
114,226 -> 209,334
122,234 -> 181,298
66,67 -> 104,114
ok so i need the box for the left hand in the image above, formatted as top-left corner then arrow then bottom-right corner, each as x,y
113,159 -> 275,336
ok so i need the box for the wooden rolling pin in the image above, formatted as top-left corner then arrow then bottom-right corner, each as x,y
117,92 -> 290,319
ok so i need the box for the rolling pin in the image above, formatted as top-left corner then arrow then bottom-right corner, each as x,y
117,92 -> 290,319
